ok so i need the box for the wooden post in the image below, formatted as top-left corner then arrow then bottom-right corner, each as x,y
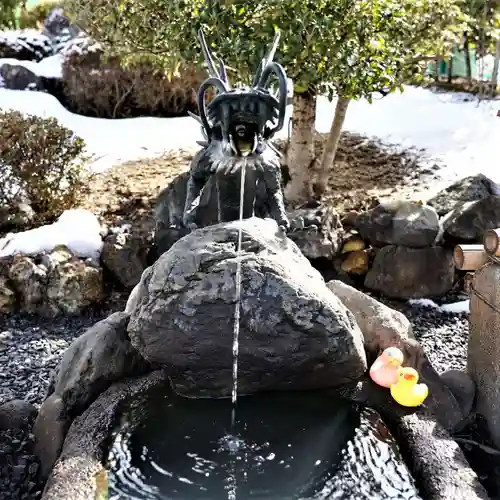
454,244 -> 489,271
483,229 -> 500,256
468,262 -> 500,449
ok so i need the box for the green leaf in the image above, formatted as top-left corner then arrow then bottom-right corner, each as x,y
66,0 -> 472,99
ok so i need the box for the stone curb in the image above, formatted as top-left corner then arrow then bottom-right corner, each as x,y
41,369 -> 488,500
41,370 -> 168,500
386,413 -> 489,500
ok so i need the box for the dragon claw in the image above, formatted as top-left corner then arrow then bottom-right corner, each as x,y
277,215 -> 291,235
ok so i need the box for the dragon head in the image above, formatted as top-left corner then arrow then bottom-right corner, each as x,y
194,29 -> 288,158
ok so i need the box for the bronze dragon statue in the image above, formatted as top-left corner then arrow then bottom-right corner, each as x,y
182,29 -> 291,232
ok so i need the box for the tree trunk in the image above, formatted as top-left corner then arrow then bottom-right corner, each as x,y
447,56 -> 453,84
491,38 -> 500,96
434,59 -> 440,81
464,34 -> 472,84
285,91 -> 316,205
316,95 -> 351,196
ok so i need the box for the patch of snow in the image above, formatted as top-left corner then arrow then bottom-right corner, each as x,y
440,300 -> 470,314
408,298 -> 470,314
0,55 -> 63,79
35,54 -> 64,79
316,86 -> 500,192
0,89 -> 202,171
408,298 -> 441,309
0,84 -> 498,183
0,209 -> 103,260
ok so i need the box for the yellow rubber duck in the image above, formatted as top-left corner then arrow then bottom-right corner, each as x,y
390,367 -> 429,407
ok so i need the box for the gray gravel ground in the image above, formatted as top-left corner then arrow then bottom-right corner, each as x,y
390,299 -> 469,373
0,314 -> 103,407
0,296 -> 471,500
0,308 -> 112,500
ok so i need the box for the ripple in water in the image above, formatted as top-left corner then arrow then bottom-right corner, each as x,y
106,387 -> 421,500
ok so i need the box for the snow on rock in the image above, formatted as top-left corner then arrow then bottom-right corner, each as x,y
0,209 -> 103,260
0,29 -> 50,46
59,35 -> 102,60
0,54 -> 63,79
0,29 -> 53,61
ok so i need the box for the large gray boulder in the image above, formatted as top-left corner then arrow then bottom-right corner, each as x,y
0,62 -> 43,91
365,246 -> 456,299
286,205 -> 343,259
34,312 -> 149,477
354,201 -> 440,248
442,195 -> 500,241
427,174 -> 500,216
326,279 -> 414,356
127,217 -> 367,397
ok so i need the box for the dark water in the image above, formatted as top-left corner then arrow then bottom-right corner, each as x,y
106,387 -> 421,500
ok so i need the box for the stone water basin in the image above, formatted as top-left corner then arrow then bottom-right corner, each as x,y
105,385 -> 420,500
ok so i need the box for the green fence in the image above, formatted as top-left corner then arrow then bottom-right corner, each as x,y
427,49 -> 478,79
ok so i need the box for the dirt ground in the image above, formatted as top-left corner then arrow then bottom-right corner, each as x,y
79,148 -> 195,235
79,131 -> 442,232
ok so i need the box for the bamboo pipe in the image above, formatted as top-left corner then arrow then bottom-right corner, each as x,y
483,229 -> 500,256
454,244 -> 489,271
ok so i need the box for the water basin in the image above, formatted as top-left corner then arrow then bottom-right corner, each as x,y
106,385 -> 421,500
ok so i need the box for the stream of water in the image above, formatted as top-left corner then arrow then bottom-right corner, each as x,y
226,157 -> 248,500
231,157 -> 247,430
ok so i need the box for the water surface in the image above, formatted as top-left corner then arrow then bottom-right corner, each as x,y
106,386 -> 420,500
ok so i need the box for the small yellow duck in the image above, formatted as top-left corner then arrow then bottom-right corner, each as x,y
390,367 -> 429,407
369,347 -> 404,388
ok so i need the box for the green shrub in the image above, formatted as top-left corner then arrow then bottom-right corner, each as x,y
61,54 -> 210,119
0,0 -> 23,29
0,110 -> 90,223
19,0 -> 68,29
